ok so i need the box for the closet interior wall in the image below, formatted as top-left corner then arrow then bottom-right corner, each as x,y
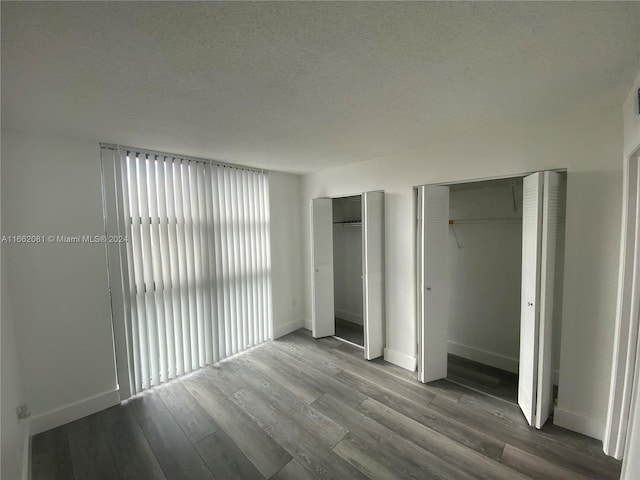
448,180 -> 524,370
332,196 -> 364,327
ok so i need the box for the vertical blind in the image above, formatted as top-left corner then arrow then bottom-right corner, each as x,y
101,145 -> 272,397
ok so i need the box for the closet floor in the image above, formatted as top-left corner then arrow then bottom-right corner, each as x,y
446,354 -> 519,404
334,318 -> 364,347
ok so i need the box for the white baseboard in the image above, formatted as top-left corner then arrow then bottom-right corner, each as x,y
335,309 -> 363,326
28,388 -> 120,436
22,422 -> 30,480
448,341 -> 560,385
554,407 -> 604,441
384,348 -> 416,371
273,319 -> 304,339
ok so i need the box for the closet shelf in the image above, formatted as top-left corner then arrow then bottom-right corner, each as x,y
333,221 -> 362,226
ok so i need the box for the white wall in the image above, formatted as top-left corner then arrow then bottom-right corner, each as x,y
269,171 -> 305,338
301,106 -> 623,440
623,68 -> 640,158
1,254 -> 29,480
447,184 -> 523,371
1,129 -> 304,434
2,130 -> 120,435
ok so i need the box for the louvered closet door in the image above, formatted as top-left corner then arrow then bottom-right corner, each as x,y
417,185 -> 450,383
519,170 -> 560,428
362,191 -> 385,360
536,171 -> 560,428
311,198 -> 335,338
604,151 -> 640,458
519,172 -> 544,427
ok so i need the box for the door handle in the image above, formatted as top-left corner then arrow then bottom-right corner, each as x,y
426,287 -> 432,291
527,302 -> 534,307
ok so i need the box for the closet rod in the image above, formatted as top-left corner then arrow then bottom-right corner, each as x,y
449,218 -> 522,225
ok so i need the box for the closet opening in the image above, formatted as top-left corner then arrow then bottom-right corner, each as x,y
332,195 -> 365,348
446,178 -> 525,404
416,171 -> 566,427
311,190 -> 385,360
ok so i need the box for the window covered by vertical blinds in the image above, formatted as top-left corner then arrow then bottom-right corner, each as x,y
101,145 -> 272,397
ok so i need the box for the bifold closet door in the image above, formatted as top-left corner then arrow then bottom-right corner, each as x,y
519,170 -> 560,428
536,171 -> 561,428
311,198 -> 335,338
362,191 -> 385,360
519,172 -> 543,427
417,185 -> 450,383
604,150 -> 640,459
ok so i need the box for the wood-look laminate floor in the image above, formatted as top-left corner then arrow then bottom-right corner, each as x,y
447,354 -> 519,404
31,329 -> 621,480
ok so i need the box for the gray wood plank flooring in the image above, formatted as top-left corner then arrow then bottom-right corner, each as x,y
31,329 -> 621,480
446,354 -> 519,404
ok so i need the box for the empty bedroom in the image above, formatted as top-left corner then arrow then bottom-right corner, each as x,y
2,2 -> 640,480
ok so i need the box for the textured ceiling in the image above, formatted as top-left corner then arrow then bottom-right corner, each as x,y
2,2 -> 640,174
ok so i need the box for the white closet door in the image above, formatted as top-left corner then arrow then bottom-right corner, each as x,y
417,185 -> 450,383
604,151 -> 640,458
535,171 -> 561,428
311,198 -> 335,338
362,191 -> 385,360
519,171 -> 560,428
519,172 -> 544,426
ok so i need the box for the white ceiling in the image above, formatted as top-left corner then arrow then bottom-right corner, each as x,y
2,2 -> 639,174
